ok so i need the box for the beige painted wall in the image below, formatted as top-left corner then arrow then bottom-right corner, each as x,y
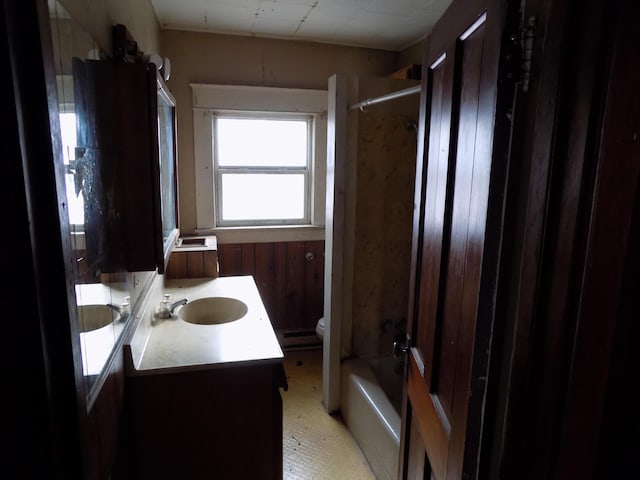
398,38 -> 426,67
57,0 -> 160,55
160,29 -> 412,234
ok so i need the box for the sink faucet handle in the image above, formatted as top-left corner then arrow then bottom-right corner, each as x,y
159,294 -> 172,317
119,297 -> 131,318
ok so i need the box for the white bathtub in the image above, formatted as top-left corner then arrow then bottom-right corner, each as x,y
341,356 -> 404,480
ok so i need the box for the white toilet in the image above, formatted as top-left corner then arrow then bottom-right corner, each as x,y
315,317 -> 325,340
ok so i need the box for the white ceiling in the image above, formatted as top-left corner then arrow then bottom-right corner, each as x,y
150,0 -> 452,51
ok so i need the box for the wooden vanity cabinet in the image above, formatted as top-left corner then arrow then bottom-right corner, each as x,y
127,362 -> 286,479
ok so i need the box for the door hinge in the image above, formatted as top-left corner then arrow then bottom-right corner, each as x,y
502,16 -> 536,92
521,16 -> 536,92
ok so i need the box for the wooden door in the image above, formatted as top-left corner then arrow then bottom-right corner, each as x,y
401,0 -> 517,478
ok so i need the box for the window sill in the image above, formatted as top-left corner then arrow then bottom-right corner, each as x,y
194,225 -> 325,244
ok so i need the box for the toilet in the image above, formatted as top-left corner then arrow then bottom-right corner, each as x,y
315,317 -> 325,340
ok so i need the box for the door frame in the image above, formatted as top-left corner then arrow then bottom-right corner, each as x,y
322,74 -> 349,413
3,0 -> 87,477
491,0 -> 640,477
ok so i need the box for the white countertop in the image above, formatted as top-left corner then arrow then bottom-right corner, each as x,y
127,276 -> 283,376
75,282 -> 129,376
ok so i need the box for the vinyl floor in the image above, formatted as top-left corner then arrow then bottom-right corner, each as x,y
282,348 -> 376,480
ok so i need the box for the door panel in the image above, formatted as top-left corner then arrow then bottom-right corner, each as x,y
415,52 -> 451,383
406,413 -> 430,480
436,16 -> 487,425
402,0 -> 514,478
408,354 -> 449,478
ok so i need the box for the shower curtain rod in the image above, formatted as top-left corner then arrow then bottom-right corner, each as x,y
349,84 -> 421,111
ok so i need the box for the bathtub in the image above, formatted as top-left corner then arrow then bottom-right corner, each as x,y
341,356 -> 404,480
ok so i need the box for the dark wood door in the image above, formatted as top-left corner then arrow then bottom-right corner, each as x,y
401,0 -> 517,478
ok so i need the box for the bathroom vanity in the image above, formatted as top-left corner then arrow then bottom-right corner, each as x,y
125,276 -> 286,479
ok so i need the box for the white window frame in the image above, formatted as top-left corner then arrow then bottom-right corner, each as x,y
192,84 -> 327,243
213,111 -> 313,227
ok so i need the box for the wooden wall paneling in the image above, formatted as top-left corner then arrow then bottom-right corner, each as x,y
203,251 -> 218,277
219,244 -> 243,275
165,252 -> 187,279
273,243 -> 288,330
185,251 -> 204,278
241,243 -> 255,275
165,250 -> 219,279
254,243 -> 276,325
284,241 -> 305,330
303,240 -> 325,329
217,241 -> 325,332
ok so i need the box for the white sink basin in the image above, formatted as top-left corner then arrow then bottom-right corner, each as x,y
177,297 -> 248,325
78,304 -> 119,332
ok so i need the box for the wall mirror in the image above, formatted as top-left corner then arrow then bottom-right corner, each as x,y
49,0 -> 132,400
157,74 -> 180,271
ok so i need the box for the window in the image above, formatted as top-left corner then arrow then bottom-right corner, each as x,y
214,114 -> 311,226
59,112 -> 85,227
192,84 -> 327,242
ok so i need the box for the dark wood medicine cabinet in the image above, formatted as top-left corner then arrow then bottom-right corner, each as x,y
73,25 -> 179,275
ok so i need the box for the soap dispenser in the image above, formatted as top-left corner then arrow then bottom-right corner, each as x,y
159,293 -> 172,318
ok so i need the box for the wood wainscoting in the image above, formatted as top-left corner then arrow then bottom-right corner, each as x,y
165,250 -> 219,279
217,241 -> 325,339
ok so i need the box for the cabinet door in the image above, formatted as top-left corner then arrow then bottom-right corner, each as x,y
75,59 -> 174,273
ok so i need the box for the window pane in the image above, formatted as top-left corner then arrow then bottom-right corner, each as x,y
217,118 -> 308,167
221,174 -> 305,221
59,113 -> 84,226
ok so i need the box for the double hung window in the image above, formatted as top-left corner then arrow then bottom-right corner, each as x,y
191,83 -> 327,238
213,114 -> 311,226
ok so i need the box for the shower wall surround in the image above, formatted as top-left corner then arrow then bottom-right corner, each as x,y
347,77 -> 419,358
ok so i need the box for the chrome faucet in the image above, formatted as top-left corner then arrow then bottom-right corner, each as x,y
158,294 -> 188,318
170,298 -> 188,314
106,303 -> 121,313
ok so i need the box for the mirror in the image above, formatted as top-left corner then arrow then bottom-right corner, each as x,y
157,76 -> 180,271
49,0 -> 131,396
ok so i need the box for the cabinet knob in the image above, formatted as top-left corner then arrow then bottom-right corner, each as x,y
305,252 -> 315,262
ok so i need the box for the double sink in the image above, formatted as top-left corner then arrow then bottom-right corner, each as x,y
126,276 -> 284,375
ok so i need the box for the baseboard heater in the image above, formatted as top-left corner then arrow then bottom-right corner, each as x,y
277,329 -> 321,349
